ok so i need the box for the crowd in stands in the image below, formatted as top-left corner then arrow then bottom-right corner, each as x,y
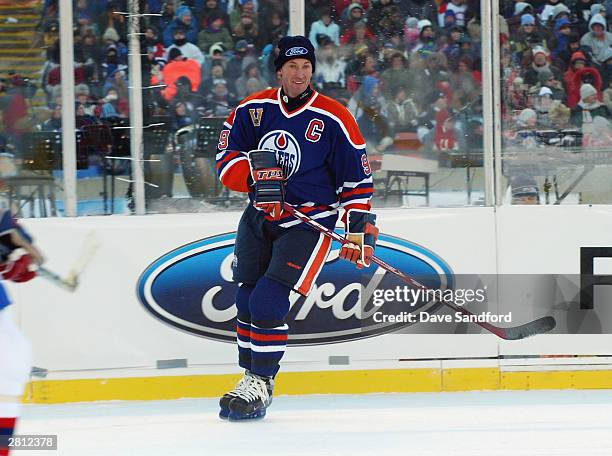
501,0 -> 612,148
0,0 -> 486,159
5,0 -> 610,171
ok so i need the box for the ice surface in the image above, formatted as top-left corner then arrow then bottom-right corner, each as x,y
17,390 -> 612,456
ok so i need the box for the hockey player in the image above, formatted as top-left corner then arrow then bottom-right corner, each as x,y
0,210 -> 42,455
215,35 -> 378,421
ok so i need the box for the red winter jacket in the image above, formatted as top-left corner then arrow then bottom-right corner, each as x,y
566,67 -> 602,108
153,58 -> 201,101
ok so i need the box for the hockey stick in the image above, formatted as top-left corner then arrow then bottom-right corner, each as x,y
37,267 -> 78,292
37,233 -> 101,292
283,203 -> 556,340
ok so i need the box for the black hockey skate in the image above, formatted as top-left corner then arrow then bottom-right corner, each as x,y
227,372 -> 274,421
219,371 -> 250,420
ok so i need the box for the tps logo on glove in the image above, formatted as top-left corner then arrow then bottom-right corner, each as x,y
256,169 -> 284,181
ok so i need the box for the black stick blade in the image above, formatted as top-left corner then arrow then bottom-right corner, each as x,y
501,316 -> 557,340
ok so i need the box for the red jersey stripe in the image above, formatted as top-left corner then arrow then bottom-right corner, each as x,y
310,94 -> 365,147
250,332 -> 288,342
340,187 -> 373,199
216,151 -> 241,169
220,160 -> 250,192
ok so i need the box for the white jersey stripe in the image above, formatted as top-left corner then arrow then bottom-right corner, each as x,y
249,344 -> 287,353
250,323 -> 289,331
342,176 -> 374,188
340,197 -> 372,207
279,209 -> 338,228
237,339 -> 250,349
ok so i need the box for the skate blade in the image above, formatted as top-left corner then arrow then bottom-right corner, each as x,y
227,409 -> 267,421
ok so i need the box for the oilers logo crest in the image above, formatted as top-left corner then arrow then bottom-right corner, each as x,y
258,130 -> 301,179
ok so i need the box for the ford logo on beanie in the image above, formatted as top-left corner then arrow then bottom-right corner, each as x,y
274,36 -> 316,73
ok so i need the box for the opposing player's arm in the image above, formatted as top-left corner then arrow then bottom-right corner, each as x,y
0,211 -> 42,282
216,107 -> 255,193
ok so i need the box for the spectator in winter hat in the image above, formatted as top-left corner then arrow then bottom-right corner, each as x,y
564,51 -> 588,98
232,10 -> 259,44
508,108 -> 539,147
197,10 -> 234,53
570,82 -> 611,129
508,2 -> 535,36
539,0 -> 563,23
537,68 -> 566,100
517,107 -> 537,127
438,0 -> 468,28
580,14 -> 612,64
510,175 -> 540,205
550,3 -> 571,22
442,10 -> 457,29
514,2 -> 533,17
543,18 -> 570,63
162,5 -> 198,47
206,78 -> 236,117
523,46 -> 563,86
568,64 -> 603,108
342,3 -> 366,32
404,17 -> 420,50
512,13 -> 543,47
166,27 -> 205,66
412,19 -> 437,57
229,0 -> 258,30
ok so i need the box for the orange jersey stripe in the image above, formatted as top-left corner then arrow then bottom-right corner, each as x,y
297,236 -> 331,296
220,159 -> 250,193
310,93 -> 365,147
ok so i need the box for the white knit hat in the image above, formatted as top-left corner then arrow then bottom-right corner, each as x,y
580,83 -> 597,100
518,108 -> 537,125
417,19 -> 432,33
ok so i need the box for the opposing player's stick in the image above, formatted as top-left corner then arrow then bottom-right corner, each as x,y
37,233 -> 101,292
283,203 -> 556,340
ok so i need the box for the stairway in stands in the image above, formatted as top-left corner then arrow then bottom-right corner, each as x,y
0,0 -> 48,111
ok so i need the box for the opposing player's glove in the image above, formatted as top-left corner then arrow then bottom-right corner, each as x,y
248,149 -> 285,221
0,253 -> 36,283
339,209 -> 378,269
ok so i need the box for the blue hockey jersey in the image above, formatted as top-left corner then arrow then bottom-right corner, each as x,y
216,87 -> 374,229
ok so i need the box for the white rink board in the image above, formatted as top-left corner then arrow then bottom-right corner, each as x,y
6,205 -> 612,378
496,205 -> 612,357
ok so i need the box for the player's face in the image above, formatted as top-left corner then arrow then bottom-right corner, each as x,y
279,58 -> 312,98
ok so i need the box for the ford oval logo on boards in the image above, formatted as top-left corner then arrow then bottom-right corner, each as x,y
137,232 -> 453,345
